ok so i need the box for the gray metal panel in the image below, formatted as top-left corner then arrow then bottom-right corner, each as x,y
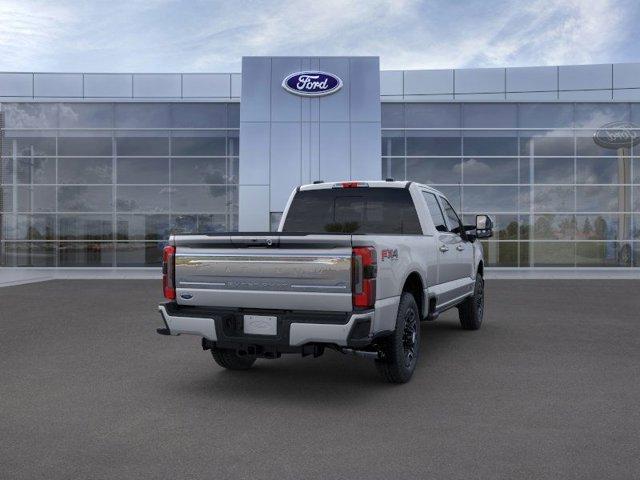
455,93 -> 505,100
240,57 -> 271,122
380,70 -> 403,96
319,57 -> 350,122
239,122 -> 270,184
455,68 -> 504,94
558,89 -> 612,100
182,74 -> 230,97
231,73 -> 242,98
613,88 -> 640,101
506,91 -> 558,100
319,122 -> 350,181
404,69 -> 453,95
0,73 -> 33,97
84,73 -> 132,97
559,64 -> 611,91
403,94 -> 454,101
300,121 -> 311,183
133,74 -> 181,97
350,122 -> 381,180
238,185 -> 270,231
310,122 -> 320,180
34,73 -> 83,97
506,66 -> 557,92
270,122 -> 302,210
349,57 -> 381,122
613,63 -> 640,89
271,57 -> 302,122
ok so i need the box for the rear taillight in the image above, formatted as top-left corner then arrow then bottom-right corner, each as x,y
162,245 -> 176,300
352,246 -> 377,309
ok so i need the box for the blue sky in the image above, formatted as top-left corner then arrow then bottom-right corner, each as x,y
0,0 -> 638,72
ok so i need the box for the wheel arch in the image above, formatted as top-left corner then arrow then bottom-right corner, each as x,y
401,271 -> 426,319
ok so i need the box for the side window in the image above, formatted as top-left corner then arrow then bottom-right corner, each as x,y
440,197 -> 463,235
422,192 -> 447,232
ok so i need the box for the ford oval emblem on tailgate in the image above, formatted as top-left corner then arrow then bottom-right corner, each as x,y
180,293 -> 193,300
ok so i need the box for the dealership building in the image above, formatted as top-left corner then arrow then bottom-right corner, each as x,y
0,56 -> 639,271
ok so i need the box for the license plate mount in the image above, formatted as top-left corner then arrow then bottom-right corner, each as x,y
243,315 -> 278,336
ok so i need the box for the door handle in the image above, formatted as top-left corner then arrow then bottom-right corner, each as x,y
439,245 -> 449,252
456,245 -> 465,251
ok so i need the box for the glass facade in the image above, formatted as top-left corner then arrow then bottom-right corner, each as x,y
0,102 -> 239,267
382,103 -> 639,268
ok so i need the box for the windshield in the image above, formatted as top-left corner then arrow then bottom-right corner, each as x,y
282,188 -> 422,234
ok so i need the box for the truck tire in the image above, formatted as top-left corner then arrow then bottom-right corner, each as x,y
375,292 -> 421,384
458,274 -> 484,330
211,348 -> 256,370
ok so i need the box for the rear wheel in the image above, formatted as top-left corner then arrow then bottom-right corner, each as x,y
375,292 -> 421,384
211,348 -> 256,370
458,274 -> 484,330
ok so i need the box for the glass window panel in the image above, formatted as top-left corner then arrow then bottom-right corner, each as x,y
519,157 -> 530,184
1,213 -> 15,239
519,134 -> 574,156
635,186 -> 640,212
17,185 -> 56,212
519,186 -> 531,213
228,103 -> 240,127
171,133 -> 226,156
519,241 -> 530,267
576,157 -> 629,184
433,186 -> 461,211
463,104 -> 517,128
1,242 -> 56,267
634,158 -> 640,183
634,215 -> 640,240
228,157 -> 239,184
406,104 -> 460,128
58,136 -> 112,156
171,158 -> 227,184
116,136 -> 168,156
406,158 -> 461,184
114,104 -> 170,128
533,186 -> 574,212
2,103 -> 58,128
116,214 -> 170,240
171,186 -> 228,213
171,214 -> 228,234
116,186 -> 170,213
531,242 -> 575,266
227,130 -> 239,157
574,103 -> 630,128
519,215 -> 531,240
1,186 -> 12,211
534,158 -> 574,184
58,158 -> 112,184
406,131 -> 461,156
576,214 -> 630,241
58,242 -> 114,267
576,186 -> 630,212
381,103 -> 404,128
1,158 -> 12,183
532,214 -> 576,240
3,136 -> 56,156
115,242 -> 163,267
58,103 -> 113,128
462,157 -> 517,184
58,214 -> 113,240
479,241 -> 518,267
170,103 -> 227,128
381,130 -> 404,156
464,135 -> 518,156
462,186 -> 518,212
381,158 -> 405,181
58,186 -> 113,212
270,212 -> 283,232
576,135 -> 630,156
14,214 -> 55,240
425,193 -> 447,232
116,158 -> 169,184
635,243 -> 640,267
518,104 -> 573,129
16,157 -> 56,184
576,242 -> 632,267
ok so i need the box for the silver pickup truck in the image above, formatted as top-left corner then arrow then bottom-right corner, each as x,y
157,180 -> 493,383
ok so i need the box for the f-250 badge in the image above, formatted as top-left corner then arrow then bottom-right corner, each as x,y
381,249 -> 399,261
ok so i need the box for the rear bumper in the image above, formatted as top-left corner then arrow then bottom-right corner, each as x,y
157,302 -> 376,349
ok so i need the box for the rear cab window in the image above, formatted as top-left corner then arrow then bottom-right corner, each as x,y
282,187 -> 422,234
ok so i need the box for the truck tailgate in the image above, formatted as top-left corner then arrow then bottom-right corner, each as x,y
173,235 -> 353,312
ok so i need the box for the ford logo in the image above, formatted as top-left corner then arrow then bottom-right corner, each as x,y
593,121 -> 640,149
282,71 -> 343,97
180,293 -> 193,300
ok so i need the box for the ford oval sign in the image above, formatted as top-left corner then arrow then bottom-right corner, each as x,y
282,71 -> 343,97
593,121 -> 640,149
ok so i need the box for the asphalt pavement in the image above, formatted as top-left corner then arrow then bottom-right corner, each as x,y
1,279 -> 639,479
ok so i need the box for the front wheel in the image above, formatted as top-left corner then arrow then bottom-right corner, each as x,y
211,348 -> 256,370
375,292 -> 421,384
458,274 -> 484,330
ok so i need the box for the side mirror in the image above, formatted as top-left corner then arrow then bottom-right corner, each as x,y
475,214 -> 493,238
